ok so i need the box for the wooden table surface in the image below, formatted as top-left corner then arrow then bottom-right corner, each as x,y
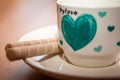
0,0 -> 57,80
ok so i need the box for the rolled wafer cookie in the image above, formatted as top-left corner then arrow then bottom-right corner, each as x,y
5,38 -> 58,50
6,42 -> 63,61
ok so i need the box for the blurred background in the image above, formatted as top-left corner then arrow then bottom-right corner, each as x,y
0,0 -> 57,51
0,0 -> 56,32
0,0 -> 57,80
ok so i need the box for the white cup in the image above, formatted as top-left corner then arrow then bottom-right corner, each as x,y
57,0 -> 120,67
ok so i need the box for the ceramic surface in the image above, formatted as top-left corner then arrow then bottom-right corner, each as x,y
57,0 -> 120,67
19,25 -> 120,79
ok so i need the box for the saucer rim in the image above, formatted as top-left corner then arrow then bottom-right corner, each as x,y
18,25 -> 120,79
24,55 -> 120,79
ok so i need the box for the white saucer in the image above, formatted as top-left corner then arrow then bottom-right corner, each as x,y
19,25 -> 120,80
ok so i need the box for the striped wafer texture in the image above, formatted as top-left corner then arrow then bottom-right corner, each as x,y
5,38 -> 58,50
5,38 -> 63,61
6,42 -> 62,61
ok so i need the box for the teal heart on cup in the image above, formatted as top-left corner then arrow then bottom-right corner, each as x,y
117,41 -> 120,46
59,40 -> 63,45
107,25 -> 115,32
98,11 -> 107,18
62,14 -> 97,51
94,45 -> 102,53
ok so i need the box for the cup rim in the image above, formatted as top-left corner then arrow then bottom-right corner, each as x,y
57,0 -> 120,9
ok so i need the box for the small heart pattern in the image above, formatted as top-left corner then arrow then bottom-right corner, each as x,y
117,41 -> 120,46
98,11 -> 107,18
107,25 -> 115,32
62,14 -> 97,51
94,45 -> 102,52
59,40 -> 63,45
